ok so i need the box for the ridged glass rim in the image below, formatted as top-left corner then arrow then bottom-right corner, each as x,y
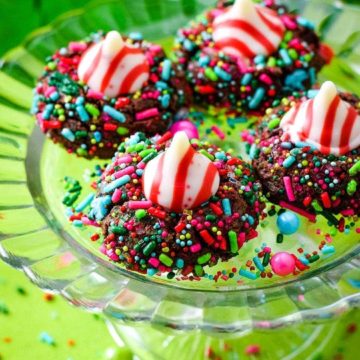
0,0 -> 358,295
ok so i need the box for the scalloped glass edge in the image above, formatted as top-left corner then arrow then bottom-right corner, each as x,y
0,0 -> 359,333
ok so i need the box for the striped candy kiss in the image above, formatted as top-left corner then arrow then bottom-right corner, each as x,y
212,0 -> 285,60
280,81 -> 360,156
78,31 -> 149,98
143,131 -> 220,213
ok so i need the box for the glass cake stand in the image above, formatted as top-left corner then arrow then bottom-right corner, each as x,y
1,0 -> 360,359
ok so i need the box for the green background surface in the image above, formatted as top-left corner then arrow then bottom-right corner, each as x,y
0,0 -> 360,359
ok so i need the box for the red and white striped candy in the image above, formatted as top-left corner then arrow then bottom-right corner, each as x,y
213,0 -> 285,60
78,31 -> 149,98
142,132 -> 220,213
280,81 -> 360,155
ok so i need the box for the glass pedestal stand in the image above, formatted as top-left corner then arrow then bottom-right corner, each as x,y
1,1 -> 360,360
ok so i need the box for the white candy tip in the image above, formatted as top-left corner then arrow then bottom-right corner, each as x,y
170,131 -> 191,152
103,30 -> 124,57
318,81 -> 338,99
232,0 -> 255,16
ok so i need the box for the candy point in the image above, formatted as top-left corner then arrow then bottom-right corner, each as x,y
232,0 -> 256,16
318,80 -> 337,98
169,131 -> 191,154
103,30 -> 124,57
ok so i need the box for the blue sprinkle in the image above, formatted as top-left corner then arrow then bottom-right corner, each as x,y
281,142 -> 293,149
31,95 -> 39,114
283,155 -> 296,168
183,38 -> 194,51
61,128 -> 75,142
90,195 -> 111,221
297,17 -> 314,29
239,269 -> 258,280
214,66 -> 231,81
295,141 -> 316,150
227,117 -> 247,128
253,257 -> 265,272
126,133 -> 140,145
76,105 -> 90,122
72,220 -> 83,227
147,268 -> 157,276
241,73 -> 252,86
176,258 -> 184,269
215,152 -> 227,160
285,69 -> 308,90
42,104 -> 54,120
136,169 -> 144,176
103,105 -> 126,123
254,54 -> 266,65
50,92 -> 59,101
129,32 -> 143,40
199,55 -> 210,67
75,193 -> 95,212
161,94 -> 170,108
75,96 -> 85,105
279,48 -> 293,66
103,175 -> 131,193
299,257 -> 310,265
39,332 -> 55,346
155,81 -> 168,90
321,245 -> 335,255
249,143 -> 258,159
161,59 -> 172,81
307,89 -> 319,99
221,198 -> 232,216
309,67 -> 316,85
93,131 -> 102,142
248,87 -> 265,109
247,215 -> 255,225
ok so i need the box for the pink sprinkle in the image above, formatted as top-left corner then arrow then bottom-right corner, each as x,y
279,201 -> 316,223
128,201 -> 152,210
136,108 -> 159,121
112,188 -> 122,203
341,209 -> 354,216
114,155 -> 133,165
44,86 -> 56,97
325,234 -> 333,243
298,294 -> 305,302
87,89 -> 104,99
109,253 -> 119,261
148,258 -> 160,268
245,344 -> 261,355
81,217 -> 100,227
259,73 -> 273,85
211,125 -> 225,140
282,15 -> 297,30
283,176 -> 295,202
69,41 -> 87,52
190,244 -> 202,253
238,232 -> 246,248
137,161 -> 146,170
113,166 -> 135,179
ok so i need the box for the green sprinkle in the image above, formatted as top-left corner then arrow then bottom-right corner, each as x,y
85,103 -> 100,117
159,253 -> 173,267
276,233 -> 284,243
143,241 -> 156,256
117,127 -> 129,135
109,225 -> 127,235
268,117 -> 280,129
139,149 -> 155,158
194,265 -> 204,276
199,149 -> 214,160
142,152 -> 158,163
262,252 -> 270,267
135,209 -> 147,219
311,200 -> 323,212
347,179 -> 357,195
349,161 -> 360,176
204,67 -> 218,82
197,252 -> 211,265
309,254 -> 320,263
228,231 -> 238,253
